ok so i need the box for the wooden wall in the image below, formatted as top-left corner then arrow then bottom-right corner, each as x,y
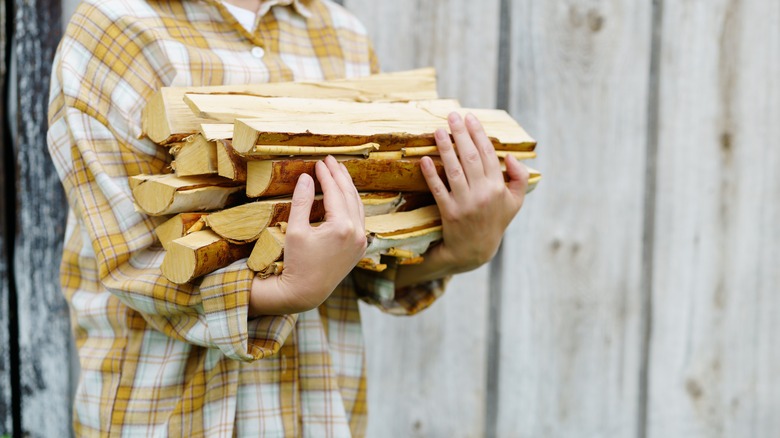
1,0 -> 778,436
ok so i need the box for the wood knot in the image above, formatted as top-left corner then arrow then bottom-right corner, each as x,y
587,9 -> 605,32
685,379 -> 703,400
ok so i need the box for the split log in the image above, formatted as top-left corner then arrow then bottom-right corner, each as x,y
142,68 -> 438,144
204,192 -> 418,243
160,230 -> 252,284
246,226 -> 285,272
364,204 -> 441,236
155,213 -> 208,249
204,197 -> 325,243
221,99 -> 535,153
216,140 -> 247,182
360,226 -> 444,271
201,124 -> 234,141
129,174 -> 243,216
245,157 -> 543,198
246,205 -> 442,273
246,157 -> 445,197
170,135 -> 218,176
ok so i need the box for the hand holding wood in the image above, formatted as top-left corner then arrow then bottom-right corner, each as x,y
249,156 -> 367,315
420,112 -> 530,274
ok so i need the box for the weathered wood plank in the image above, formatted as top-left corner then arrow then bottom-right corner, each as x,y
341,0 -> 501,436
13,0 -> 72,434
497,1 -> 652,436
0,1 -> 14,433
647,2 -> 780,437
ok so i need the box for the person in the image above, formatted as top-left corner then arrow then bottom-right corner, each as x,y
47,0 -> 529,435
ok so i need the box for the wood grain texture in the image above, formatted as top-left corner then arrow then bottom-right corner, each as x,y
496,1 -> 652,436
341,0 -> 501,436
0,1 -> 13,433
13,0 -> 72,434
646,2 -> 780,437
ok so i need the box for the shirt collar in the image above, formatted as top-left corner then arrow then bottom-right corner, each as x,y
254,0 -> 312,19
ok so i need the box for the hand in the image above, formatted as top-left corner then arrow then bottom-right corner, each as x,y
419,112 -> 530,274
249,156 -> 367,315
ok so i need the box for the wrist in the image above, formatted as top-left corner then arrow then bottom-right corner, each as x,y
249,274 -> 292,316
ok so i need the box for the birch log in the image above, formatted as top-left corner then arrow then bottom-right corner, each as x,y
647,2 -> 780,436
342,0 -> 502,436
14,0 -> 72,434
497,1 -> 651,436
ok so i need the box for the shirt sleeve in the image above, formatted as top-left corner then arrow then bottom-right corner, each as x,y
351,260 -> 450,316
46,30 -> 294,364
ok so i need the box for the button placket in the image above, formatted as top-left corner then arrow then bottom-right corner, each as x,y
251,46 -> 265,58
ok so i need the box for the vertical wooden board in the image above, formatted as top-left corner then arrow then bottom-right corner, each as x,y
647,1 -> 780,437
13,0 -> 72,435
497,1 -> 652,436
0,1 -> 14,434
342,0 -> 500,108
343,0 -> 500,436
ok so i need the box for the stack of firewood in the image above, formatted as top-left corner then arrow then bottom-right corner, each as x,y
133,69 -> 540,284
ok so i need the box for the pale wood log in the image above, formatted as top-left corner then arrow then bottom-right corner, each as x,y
216,140 -> 247,182
646,2 -> 780,437
143,68 -> 439,144
129,174 -> 243,216
496,0 -> 651,436
160,230 -> 252,284
202,124 -> 234,141
205,192 -> 417,243
170,135 -> 218,177
245,157 -> 445,197
155,213 -> 208,250
361,226 -> 443,269
248,206 -> 442,272
246,226 -> 285,272
364,204 -> 441,237
245,156 -> 541,198
225,99 -> 534,153
204,197 -> 325,243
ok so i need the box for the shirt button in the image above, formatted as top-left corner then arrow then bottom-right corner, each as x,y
251,47 -> 265,58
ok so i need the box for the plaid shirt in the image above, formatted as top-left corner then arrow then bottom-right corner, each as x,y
47,0 -> 446,435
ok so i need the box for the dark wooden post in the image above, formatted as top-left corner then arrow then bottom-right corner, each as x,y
1,0 -> 14,434
12,0 -> 72,434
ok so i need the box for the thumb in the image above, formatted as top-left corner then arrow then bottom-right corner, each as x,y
288,173 -> 315,229
505,154 -> 530,201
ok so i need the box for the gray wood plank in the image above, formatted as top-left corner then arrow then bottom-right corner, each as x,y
647,2 -> 780,437
0,1 -> 14,433
341,0 -> 501,436
13,0 -> 72,435
497,1 -> 653,436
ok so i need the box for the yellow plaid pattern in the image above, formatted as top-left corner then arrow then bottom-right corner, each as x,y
47,0 -> 445,435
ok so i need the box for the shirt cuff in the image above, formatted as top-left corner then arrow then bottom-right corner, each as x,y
199,260 -> 296,361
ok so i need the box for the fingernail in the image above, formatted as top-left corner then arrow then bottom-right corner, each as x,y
297,173 -> 311,188
448,112 -> 460,123
435,128 -> 446,140
465,113 -> 476,124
